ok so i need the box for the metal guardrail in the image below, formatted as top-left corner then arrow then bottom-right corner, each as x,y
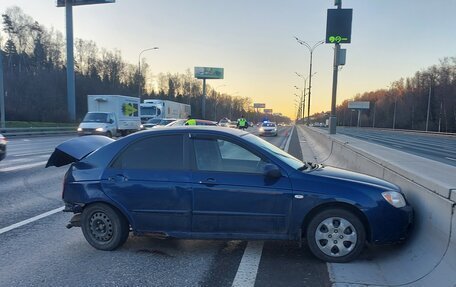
0,127 -> 77,137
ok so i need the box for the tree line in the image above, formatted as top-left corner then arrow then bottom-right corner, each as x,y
325,57 -> 456,132
0,7 -> 290,124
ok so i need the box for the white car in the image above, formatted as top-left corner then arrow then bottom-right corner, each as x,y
0,133 -> 6,161
259,122 -> 278,136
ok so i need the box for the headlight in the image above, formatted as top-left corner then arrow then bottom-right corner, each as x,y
382,191 -> 406,208
95,127 -> 105,132
140,124 -> 144,129
259,128 -> 264,132
77,127 -> 82,132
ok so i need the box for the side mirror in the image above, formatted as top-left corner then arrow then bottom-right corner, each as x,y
263,163 -> 282,178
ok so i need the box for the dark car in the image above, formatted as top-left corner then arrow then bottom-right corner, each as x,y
0,133 -> 6,161
47,127 -> 413,263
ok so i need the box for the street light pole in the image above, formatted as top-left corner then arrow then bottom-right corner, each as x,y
294,37 -> 324,125
138,47 -> 159,97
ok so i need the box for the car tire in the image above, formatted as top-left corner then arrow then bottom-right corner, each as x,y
106,131 -> 112,138
306,208 -> 365,263
81,203 -> 130,251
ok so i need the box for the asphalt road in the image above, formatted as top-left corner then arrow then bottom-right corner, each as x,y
334,127 -> 456,166
0,128 -> 330,287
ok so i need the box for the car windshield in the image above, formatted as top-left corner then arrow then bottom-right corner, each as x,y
262,122 -> 276,127
82,113 -> 108,123
140,106 -> 157,116
242,133 -> 304,170
146,118 -> 162,124
158,119 -> 176,125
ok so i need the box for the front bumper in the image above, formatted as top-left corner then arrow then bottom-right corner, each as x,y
371,204 -> 414,245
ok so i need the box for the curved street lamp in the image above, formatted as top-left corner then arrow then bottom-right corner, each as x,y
294,37 -> 324,125
138,47 -> 159,97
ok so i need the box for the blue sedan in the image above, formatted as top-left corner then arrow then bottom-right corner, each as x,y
46,127 -> 413,263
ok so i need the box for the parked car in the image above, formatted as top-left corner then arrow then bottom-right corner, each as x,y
218,118 -> 231,127
47,127 -> 413,263
151,118 -> 178,128
259,122 -> 278,136
165,119 -> 218,127
0,133 -> 6,161
140,118 -> 162,130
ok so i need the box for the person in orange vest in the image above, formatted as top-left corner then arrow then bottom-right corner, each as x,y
185,115 -> 196,125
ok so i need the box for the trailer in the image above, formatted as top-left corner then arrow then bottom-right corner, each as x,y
140,100 -> 191,123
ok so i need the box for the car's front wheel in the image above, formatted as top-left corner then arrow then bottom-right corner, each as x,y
81,203 -> 129,251
306,208 -> 365,263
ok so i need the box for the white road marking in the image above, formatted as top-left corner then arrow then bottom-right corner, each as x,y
231,241 -> 264,287
0,160 -> 47,172
12,151 -> 53,157
2,154 -> 49,164
445,157 -> 456,161
0,206 -> 64,235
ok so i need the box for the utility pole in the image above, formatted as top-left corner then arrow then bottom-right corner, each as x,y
425,79 -> 432,132
65,1 -> 76,121
0,50 -> 5,129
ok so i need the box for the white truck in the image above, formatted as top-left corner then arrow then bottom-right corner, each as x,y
78,95 -> 141,137
140,100 -> 191,123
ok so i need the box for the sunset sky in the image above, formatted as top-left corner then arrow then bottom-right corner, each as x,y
0,0 -> 455,118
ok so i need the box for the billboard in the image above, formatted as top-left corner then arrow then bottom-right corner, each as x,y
194,67 -> 224,79
253,103 -> 266,109
326,9 -> 353,44
264,109 -> 273,114
348,101 -> 370,109
57,0 -> 115,7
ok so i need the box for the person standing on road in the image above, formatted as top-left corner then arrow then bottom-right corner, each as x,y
185,115 -> 196,125
237,115 -> 247,130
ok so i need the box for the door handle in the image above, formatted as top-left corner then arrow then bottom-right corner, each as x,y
198,178 -> 217,185
108,174 -> 128,182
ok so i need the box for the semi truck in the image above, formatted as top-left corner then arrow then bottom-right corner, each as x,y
140,100 -> 191,123
77,95 -> 141,137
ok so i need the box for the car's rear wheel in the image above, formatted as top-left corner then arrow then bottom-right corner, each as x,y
106,131 -> 112,138
306,208 -> 365,263
81,203 -> 129,251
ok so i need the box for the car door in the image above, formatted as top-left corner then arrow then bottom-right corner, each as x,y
101,133 -> 192,235
190,133 -> 293,238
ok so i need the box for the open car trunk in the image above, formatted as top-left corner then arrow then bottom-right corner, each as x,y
46,135 -> 114,167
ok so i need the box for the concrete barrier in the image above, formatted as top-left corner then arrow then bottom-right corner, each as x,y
297,125 -> 456,287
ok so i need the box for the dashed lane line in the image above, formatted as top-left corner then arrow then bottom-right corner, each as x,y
0,206 -> 64,235
231,241 -> 264,287
0,160 -> 48,172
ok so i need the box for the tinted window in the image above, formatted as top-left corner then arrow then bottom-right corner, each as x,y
112,135 -> 184,170
193,138 -> 266,173
262,122 -> 276,127
83,113 -> 108,123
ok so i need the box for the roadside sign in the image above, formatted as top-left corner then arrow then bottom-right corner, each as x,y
348,101 -> 370,109
326,9 -> 353,44
264,109 -> 273,114
254,103 -> 266,109
194,67 -> 224,79
56,0 -> 115,7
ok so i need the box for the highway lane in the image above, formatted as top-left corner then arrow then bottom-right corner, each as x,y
334,127 -> 456,166
0,127 -> 329,287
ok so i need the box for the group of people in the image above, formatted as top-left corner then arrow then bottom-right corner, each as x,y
185,115 -> 248,130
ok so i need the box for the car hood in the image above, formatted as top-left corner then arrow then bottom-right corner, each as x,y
46,135 -> 114,167
310,165 -> 399,191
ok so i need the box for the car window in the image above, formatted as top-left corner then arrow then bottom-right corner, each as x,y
262,122 -> 276,127
193,138 -> 266,173
112,135 -> 184,170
